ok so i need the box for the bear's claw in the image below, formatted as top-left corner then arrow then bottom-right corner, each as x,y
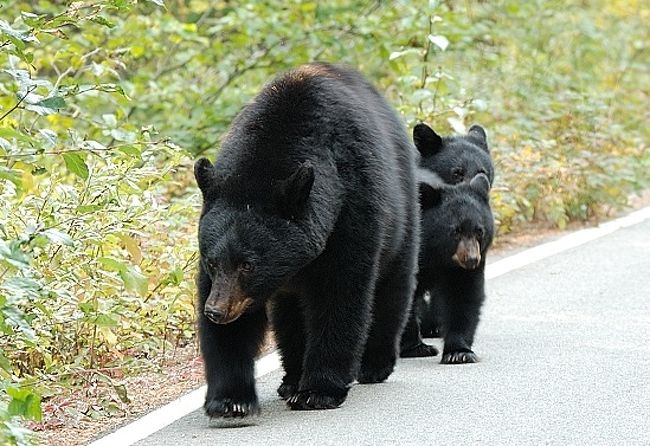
204,397 -> 260,418
400,342 -> 439,358
441,350 -> 479,364
287,390 -> 346,410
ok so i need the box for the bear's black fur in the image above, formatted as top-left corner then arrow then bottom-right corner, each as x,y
194,63 -> 419,418
400,172 -> 494,363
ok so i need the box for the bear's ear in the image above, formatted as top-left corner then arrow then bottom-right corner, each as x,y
469,172 -> 491,199
274,161 -> 315,219
419,182 -> 443,210
468,124 -> 489,152
413,123 -> 443,157
194,158 -> 216,194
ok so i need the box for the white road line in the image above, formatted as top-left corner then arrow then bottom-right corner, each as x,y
486,205 -> 650,279
88,205 -> 650,446
88,351 -> 281,446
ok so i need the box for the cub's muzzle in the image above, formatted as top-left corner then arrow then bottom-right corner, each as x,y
452,237 -> 481,270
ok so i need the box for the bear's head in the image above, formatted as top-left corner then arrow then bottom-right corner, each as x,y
419,172 -> 494,271
413,123 -> 494,186
194,158 -> 322,324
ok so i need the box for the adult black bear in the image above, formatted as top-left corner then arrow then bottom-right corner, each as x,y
401,172 -> 494,363
194,63 -> 419,418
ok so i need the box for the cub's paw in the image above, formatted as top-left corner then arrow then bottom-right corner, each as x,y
400,342 -> 439,358
287,389 -> 347,410
441,350 -> 479,364
204,396 -> 260,419
357,361 -> 394,384
420,325 -> 442,339
277,381 -> 297,400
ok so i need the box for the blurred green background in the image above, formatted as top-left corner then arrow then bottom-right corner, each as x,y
0,1 -> 647,443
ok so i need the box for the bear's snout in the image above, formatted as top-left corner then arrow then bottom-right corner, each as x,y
452,237 -> 481,270
204,306 -> 226,324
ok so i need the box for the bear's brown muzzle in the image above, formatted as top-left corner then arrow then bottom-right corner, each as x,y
452,237 -> 481,270
203,278 -> 253,324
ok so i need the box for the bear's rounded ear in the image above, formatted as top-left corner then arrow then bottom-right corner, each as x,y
413,123 -> 443,157
419,182 -> 443,210
274,161 -> 315,219
469,172 -> 491,199
194,158 -> 215,194
468,124 -> 489,152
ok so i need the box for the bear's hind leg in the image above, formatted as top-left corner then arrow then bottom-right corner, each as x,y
399,285 -> 439,358
287,263 -> 375,410
270,293 -> 305,400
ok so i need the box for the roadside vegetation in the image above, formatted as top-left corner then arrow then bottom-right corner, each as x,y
0,1 -> 647,444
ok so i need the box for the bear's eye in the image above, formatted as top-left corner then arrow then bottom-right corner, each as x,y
476,227 -> 484,238
451,168 -> 464,182
239,261 -> 254,273
452,227 -> 462,237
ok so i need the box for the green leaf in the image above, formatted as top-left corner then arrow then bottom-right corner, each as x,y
36,96 -> 66,110
62,153 -> 89,180
40,229 -> 74,246
94,313 -> 118,328
98,257 -> 127,273
90,16 -> 115,28
120,266 -> 149,296
6,386 -> 42,421
428,34 -> 449,51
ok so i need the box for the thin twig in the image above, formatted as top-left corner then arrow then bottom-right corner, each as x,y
0,86 -> 36,121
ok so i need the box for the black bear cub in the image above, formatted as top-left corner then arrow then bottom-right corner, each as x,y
195,63 -> 419,418
401,171 -> 494,363
413,122 -> 494,185
414,123 -> 493,340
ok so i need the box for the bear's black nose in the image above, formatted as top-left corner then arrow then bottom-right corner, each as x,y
464,256 -> 480,270
204,307 -> 225,324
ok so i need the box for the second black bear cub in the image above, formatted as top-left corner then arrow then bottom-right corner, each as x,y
413,122 -> 494,185
402,172 -> 494,363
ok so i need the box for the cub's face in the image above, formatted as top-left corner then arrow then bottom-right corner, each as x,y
413,123 -> 494,186
195,158 -> 321,324
419,173 -> 494,271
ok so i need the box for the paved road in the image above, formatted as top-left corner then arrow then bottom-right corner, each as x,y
136,217 -> 650,446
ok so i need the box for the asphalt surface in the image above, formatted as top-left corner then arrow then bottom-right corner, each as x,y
136,218 -> 650,446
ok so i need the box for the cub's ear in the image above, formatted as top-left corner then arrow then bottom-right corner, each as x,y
419,182 -> 443,210
274,161 -> 315,219
413,123 -> 443,157
194,158 -> 216,194
469,172 -> 491,199
468,124 -> 489,152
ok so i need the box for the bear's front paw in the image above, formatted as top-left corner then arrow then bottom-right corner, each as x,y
204,396 -> 260,418
277,381 -> 297,400
357,360 -> 395,384
441,350 -> 479,364
400,342 -> 439,358
286,389 -> 347,410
